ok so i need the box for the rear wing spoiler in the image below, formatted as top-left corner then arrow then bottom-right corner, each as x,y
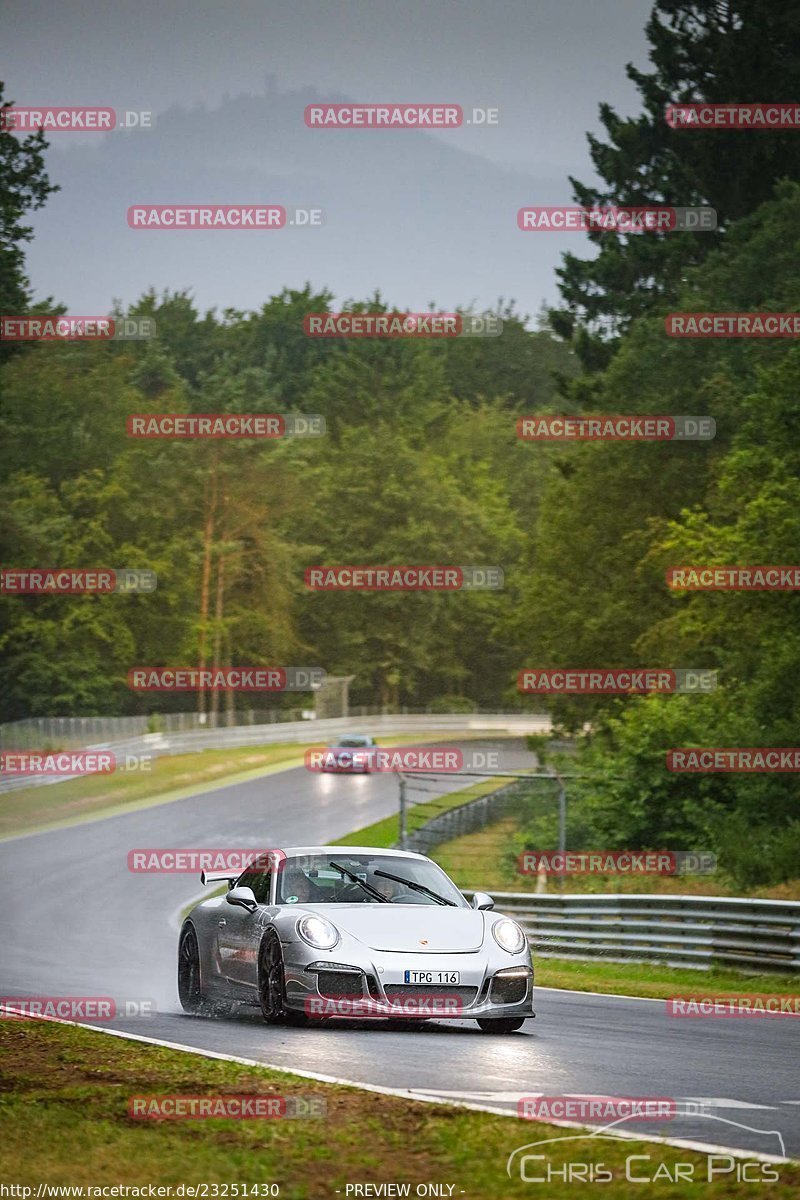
200,851 -> 284,887
200,869 -> 239,887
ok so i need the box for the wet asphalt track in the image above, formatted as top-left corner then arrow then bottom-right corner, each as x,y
0,739 -> 797,1161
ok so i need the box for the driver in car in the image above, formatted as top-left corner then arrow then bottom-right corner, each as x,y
282,867 -> 326,904
370,873 -> 405,902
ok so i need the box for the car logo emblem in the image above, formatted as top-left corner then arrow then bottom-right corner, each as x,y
419,939 -> 428,945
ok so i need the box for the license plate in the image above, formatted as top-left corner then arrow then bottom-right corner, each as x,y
403,970 -> 460,985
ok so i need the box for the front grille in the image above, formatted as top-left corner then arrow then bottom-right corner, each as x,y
316,970 -> 365,999
384,984 -> 478,1005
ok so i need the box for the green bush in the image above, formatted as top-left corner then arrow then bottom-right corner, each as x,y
715,816 -> 800,891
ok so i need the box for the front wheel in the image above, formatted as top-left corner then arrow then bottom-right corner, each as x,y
258,932 -> 286,1023
477,1017 -> 526,1034
258,931 -> 308,1025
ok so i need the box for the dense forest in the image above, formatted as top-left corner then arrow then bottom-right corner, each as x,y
2,3 -> 798,882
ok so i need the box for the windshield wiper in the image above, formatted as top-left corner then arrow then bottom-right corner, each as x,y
373,869 -> 456,906
329,860 -> 389,903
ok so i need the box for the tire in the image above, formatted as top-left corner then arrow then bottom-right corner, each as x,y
178,926 -> 206,1014
477,1017 -> 526,1034
257,931 -> 307,1026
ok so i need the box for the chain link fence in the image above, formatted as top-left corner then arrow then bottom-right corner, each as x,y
0,707 -> 542,752
401,775 -> 551,856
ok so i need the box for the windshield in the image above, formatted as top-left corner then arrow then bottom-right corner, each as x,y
277,853 -> 467,906
331,737 -> 372,748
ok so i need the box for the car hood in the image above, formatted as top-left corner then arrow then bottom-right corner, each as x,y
323,904 -> 486,952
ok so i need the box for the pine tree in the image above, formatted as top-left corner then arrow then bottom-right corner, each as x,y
551,1 -> 800,366
0,81 -> 59,353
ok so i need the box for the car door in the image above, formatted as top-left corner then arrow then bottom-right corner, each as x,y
217,864 -> 272,987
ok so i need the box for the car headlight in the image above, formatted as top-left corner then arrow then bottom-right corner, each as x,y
297,914 -> 339,950
492,918 -> 526,955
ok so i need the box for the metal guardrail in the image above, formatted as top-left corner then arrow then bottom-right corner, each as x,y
0,707 -> 543,752
0,710 -> 313,750
0,713 -> 551,794
469,892 -> 800,974
404,783 -> 800,973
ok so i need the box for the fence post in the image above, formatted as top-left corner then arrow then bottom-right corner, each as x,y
553,769 -> 567,894
398,774 -> 408,849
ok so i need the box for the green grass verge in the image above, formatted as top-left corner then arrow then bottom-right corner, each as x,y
433,817 -> 800,899
3,1019 -> 796,1195
0,743 -> 311,839
535,956 -> 800,998
331,776 -> 510,849
0,733 -> 454,841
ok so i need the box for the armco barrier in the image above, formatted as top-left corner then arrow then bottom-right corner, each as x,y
0,712 -> 551,794
404,783 -> 800,973
464,892 -> 800,973
0,709 -> 545,752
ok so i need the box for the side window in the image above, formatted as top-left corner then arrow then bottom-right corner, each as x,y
236,858 -> 273,905
236,866 -> 261,896
251,869 -> 272,905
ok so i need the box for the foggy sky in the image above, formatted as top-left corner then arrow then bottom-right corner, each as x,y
4,0 -> 655,320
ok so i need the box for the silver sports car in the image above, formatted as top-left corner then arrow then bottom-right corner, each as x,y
178,845 -> 534,1033
320,734 -> 377,773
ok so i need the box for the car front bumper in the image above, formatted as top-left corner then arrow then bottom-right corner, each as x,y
283,949 -> 535,1020
321,760 -> 371,773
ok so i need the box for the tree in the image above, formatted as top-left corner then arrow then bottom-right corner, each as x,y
551,1 -> 800,365
0,81 -> 59,354
515,182 -> 800,730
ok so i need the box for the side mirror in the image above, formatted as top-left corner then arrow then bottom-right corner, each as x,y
471,891 -> 495,911
226,886 -> 258,913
